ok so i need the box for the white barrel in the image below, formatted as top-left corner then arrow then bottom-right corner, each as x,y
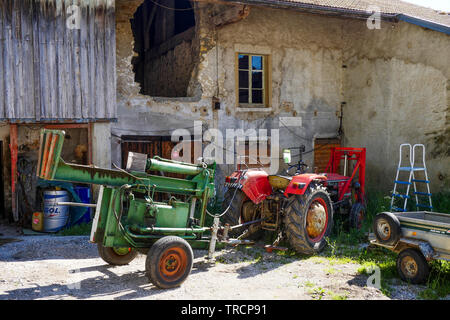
43,190 -> 70,232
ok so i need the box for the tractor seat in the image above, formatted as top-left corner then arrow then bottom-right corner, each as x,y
268,175 -> 292,190
324,173 -> 351,182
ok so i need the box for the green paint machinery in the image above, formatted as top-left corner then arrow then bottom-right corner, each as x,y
36,129 -> 242,289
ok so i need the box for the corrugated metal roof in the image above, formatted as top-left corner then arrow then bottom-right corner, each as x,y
0,0 -> 117,122
227,0 -> 450,33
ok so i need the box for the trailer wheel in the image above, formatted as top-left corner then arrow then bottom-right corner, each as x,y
97,243 -> 138,265
283,186 -> 333,255
146,236 -> 193,289
397,249 -> 430,284
349,202 -> 366,230
221,188 -> 262,239
373,212 -> 401,246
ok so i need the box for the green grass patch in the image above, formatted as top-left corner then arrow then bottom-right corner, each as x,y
55,222 -> 92,236
330,292 -> 348,300
418,260 -> 450,300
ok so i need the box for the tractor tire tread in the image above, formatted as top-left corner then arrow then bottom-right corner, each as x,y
283,185 -> 333,255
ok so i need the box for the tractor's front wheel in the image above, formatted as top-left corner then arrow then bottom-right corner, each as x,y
283,186 -> 334,255
97,243 -> 138,265
349,202 -> 366,230
146,236 -> 193,289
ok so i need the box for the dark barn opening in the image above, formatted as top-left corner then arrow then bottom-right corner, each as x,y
131,0 -> 197,97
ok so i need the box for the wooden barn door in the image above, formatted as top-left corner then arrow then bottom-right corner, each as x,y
313,138 -> 341,173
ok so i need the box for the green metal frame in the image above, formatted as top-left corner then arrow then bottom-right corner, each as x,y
37,129 -> 217,250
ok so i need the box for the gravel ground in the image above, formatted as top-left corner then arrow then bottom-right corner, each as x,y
0,229 -> 432,300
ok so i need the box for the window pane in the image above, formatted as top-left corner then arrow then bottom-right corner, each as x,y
238,54 -> 249,70
239,71 -> 249,88
239,89 -> 249,104
252,56 -> 263,70
252,71 -> 263,89
252,90 -> 263,104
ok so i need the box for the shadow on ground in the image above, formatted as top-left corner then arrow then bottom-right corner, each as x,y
0,263 -> 180,300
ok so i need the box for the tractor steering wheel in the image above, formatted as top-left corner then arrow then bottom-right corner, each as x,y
286,162 -> 308,176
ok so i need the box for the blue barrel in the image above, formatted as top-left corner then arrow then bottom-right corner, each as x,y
43,190 -> 70,232
74,186 -> 92,224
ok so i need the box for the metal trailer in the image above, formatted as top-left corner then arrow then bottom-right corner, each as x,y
370,211 -> 450,284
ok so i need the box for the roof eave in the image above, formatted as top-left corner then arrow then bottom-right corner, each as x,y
215,0 -> 398,21
212,0 -> 449,34
397,14 -> 450,35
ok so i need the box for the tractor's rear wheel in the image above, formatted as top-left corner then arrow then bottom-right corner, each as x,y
283,186 -> 333,255
97,243 -> 138,265
221,188 -> 262,239
146,236 -> 193,289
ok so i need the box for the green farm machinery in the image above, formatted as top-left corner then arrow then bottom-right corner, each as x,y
37,129 -> 247,289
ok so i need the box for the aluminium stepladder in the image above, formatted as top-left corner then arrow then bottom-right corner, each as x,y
390,144 -> 433,212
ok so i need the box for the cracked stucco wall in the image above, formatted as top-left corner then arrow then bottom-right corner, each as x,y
211,7 -> 345,195
113,3 -> 344,197
342,20 -> 450,192
113,1 -> 449,195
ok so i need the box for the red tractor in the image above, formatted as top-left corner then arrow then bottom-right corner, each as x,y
222,146 -> 366,255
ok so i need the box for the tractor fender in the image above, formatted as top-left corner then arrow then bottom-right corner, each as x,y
241,170 -> 272,204
225,170 -> 272,204
284,174 -> 327,197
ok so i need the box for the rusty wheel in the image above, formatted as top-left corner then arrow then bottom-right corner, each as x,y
373,212 -> 401,245
349,202 -> 366,230
305,197 -> 329,242
397,249 -> 430,284
158,247 -> 188,283
284,186 -> 333,255
97,243 -> 137,266
146,236 -> 193,289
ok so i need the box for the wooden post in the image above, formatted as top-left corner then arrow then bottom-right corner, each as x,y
10,124 -> 18,222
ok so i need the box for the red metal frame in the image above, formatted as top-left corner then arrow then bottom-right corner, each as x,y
10,124 -> 18,220
324,147 -> 366,202
44,123 -> 92,164
226,147 -> 366,206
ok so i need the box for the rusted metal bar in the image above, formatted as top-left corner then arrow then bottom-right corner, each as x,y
229,218 -> 264,230
56,202 -> 97,208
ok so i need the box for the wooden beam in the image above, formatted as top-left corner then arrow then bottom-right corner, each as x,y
144,0 -> 159,51
212,5 -> 250,27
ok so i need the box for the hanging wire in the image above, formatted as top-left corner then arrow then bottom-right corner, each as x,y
205,169 -> 247,218
147,0 -> 194,11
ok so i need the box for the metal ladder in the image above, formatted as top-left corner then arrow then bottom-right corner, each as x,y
390,144 -> 433,212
